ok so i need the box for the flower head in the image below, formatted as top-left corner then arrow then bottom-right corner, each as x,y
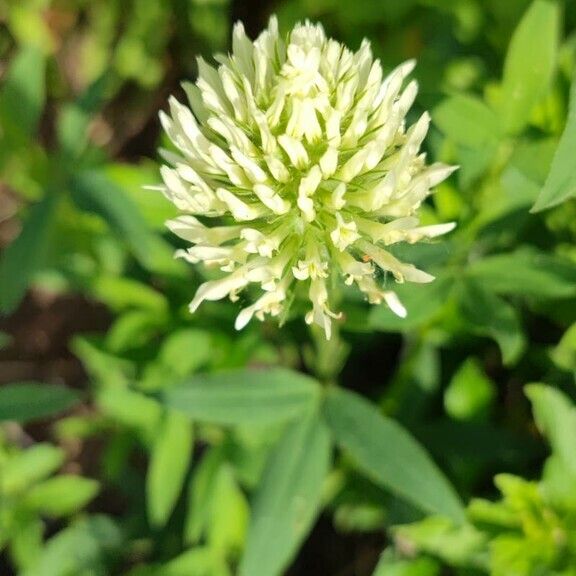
158,17 -> 456,338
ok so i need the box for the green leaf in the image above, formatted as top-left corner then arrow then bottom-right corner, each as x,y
159,329 -> 212,377
551,322 -> 576,372
392,516 -> 485,567
433,94 -> 501,148
57,72 -> 110,159
96,385 -> 162,436
542,454 -> 576,511
9,513 -> 45,572
0,382 -> 80,423
466,248 -> 576,299
526,384 -> 576,475
532,73 -> 576,211
1,444 -> 65,495
499,0 -> 560,134
477,166 -> 540,225
160,368 -> 321,426
0,46 -> 45,139
22,516 -> 122,576
0,193 -> 60,314
239,413 -> 331,576
147,411 -> 194,528
373,552 -> 440,576
69,170 -> 182,275
185,448 -> 223,545
162,547 -> 231,576
444,359 -> 496,421
92,276 -> 168,313
206,463 -> 250,553
24,475 -> 99,516
323,387 -> 465,523
106,162 -> 178,230
510,138 -> 557,185
458,280 -> 525,365
105,310 -> 165,353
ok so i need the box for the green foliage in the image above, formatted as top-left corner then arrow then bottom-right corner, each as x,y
499,0 -> 560,134
444,359 -> 496,421
0,193 -> 60,313
2,0 -> 576,574
533,74 -> 576,211
0,45 -> 45,140
160,369 -> 321,426
0,436 -> 100,573
146,411 -> 194,528
21,516 -> 122,576
433,94 -> 502,149
239,413 -> 331,576
324,387 -> 465,523
385,385 -> 576,575
0,382 -> 80,423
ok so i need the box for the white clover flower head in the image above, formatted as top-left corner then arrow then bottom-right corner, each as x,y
157,17 -> 456,339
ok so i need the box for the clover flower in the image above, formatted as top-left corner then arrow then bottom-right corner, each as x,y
157,17 -> 456,338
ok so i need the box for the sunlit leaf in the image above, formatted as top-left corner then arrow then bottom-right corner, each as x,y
392,516 -> 485,567
22,516 -> 122,576
532,73 -> 576,211
372,551 -> 440,576
499,0 -> 560,134
1,444 -> 65,495
526,384 -> 576,475
9,513 -> 44,573
147,411 -> 194,528
434,94 -> 501,148
239,413 -> 331,576
162,547 -> 231,576
159,329 -> 212,377
24,476 -> 100,517
185,448 -> 223,545
160,368 -> 321,426
324,387 -> 466,523
551,322 -> 576,372
207,463 -> 250,553
444,359 -> 496,421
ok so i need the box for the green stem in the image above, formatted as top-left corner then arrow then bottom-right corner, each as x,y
307,320 -> 350,386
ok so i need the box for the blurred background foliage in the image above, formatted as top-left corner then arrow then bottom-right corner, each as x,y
1,0 -> 576,574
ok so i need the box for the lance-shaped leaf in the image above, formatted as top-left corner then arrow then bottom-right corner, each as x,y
0,46 -> 46,139
159,368 -> 321,426
0,193 -> 59,314
532,72 -> 576,211
70,170 -> 181,275
0,382 -> 80,423
239,413 -> 331,576
526,384 -> 576,476
499,0 -> 560,134
324,386 -> 465,523
146,411 -> 194,528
